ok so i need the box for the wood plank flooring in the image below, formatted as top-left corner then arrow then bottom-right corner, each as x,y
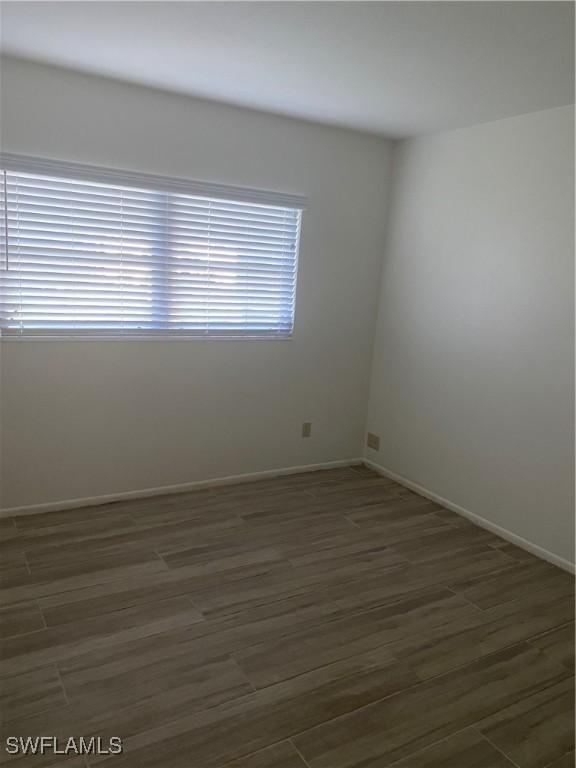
0,465 -> 573,768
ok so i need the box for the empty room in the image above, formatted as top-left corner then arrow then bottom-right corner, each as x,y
0,1 -> 574,766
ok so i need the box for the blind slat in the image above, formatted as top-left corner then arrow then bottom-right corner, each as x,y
1,166 -> 302,338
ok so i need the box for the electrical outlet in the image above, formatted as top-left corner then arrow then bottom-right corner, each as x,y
366,432 -> 380,451
302,422 -> 312,438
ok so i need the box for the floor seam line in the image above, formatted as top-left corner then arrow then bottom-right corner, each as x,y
54,662 -> 70,705
474,727 -> 522,767
384,724 -> 483,767
289,738 -> 314,767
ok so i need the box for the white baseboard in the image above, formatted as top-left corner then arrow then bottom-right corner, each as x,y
4,455 -> 574,575
363,458 -> 575,575
0,458 -> 363,518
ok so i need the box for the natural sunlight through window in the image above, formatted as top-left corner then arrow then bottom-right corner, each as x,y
0,157 -> 305,338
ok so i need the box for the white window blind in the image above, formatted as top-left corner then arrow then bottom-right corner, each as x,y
0,156 -> 305,339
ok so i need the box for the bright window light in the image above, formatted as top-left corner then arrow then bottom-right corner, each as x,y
0,160 -> 304,339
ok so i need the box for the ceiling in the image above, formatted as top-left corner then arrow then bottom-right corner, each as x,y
1,1 -> 573,137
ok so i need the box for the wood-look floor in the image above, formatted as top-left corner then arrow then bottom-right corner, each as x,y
0,465 -> 574,768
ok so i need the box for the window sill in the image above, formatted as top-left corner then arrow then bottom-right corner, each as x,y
0,334 -> 294,342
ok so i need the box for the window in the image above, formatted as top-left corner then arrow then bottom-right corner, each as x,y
0,156 -> 305,338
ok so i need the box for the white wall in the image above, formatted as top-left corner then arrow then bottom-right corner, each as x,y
366,106 -> 575,565
0,57 -> 392,508
2,59 -> 573,571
